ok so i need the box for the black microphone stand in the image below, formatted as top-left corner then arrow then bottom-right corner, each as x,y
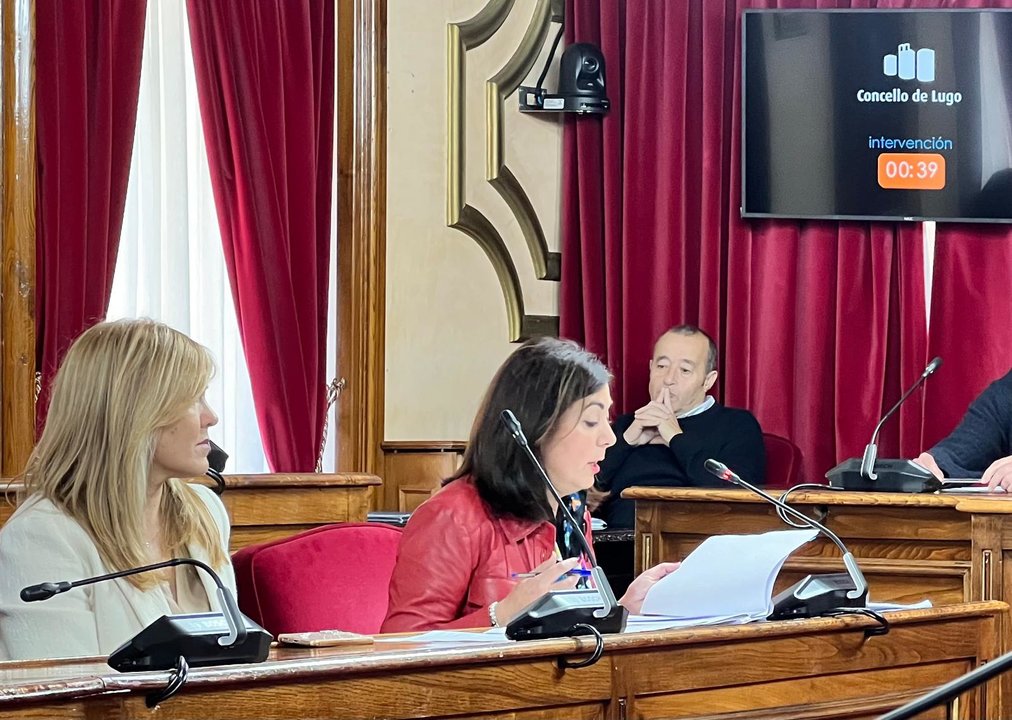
23,558 -> 247,647
705,459 -> 869,620
860,357 -> 942,480
21,558 -> 271,706
827,357 -> 943,493
499,410 -> 627,653
206,440 -> 228,495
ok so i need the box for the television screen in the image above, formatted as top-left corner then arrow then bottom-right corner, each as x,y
742,10 -> 1012,222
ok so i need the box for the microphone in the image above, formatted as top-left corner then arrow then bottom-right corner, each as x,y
499,409 -> 627,640
21,558 -> 271,672
826,357 -> 943,493
705,458 -> 869,620
206,440 -> 228,495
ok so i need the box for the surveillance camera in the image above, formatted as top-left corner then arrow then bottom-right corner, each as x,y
559,43 -> 606,97
518,41 -> 609,115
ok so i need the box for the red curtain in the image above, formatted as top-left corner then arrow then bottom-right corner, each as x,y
560,0 -> 1011,482
35,0 -> 147,429
186,1 -> 334,472
923,225 -> 1012,448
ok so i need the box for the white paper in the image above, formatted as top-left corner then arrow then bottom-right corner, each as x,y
939,485 -> 1000,494
867,599 -> 933,612
623,614 -> 754,632
640,528 -> 818,618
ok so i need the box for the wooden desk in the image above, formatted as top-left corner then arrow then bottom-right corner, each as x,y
1,473 -> 381,551
0,603 -> 1002,719
627,486 -> 1012,716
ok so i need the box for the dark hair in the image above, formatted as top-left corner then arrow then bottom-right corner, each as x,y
448,337 -> 611,522
667,324 -> 718,374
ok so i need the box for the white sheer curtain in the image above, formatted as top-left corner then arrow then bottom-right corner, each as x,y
109,0 -> 269,473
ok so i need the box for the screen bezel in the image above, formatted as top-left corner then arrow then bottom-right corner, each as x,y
740,8 -> 1012,224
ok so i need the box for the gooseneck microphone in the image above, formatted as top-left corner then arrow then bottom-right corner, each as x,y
206,440 -> 229,495
21,558 -> 271,673
860,356 -> 942,480
500,409 -> 626,641
22,558 -> 246,647
705,458 -> 868,620
501,410 -> 600,567
827,357 -> 943,493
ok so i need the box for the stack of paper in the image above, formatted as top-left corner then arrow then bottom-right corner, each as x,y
640,528 -> 818,620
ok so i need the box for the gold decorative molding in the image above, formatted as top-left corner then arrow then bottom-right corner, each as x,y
486,0 -> 560,281
447,0 -> 560,342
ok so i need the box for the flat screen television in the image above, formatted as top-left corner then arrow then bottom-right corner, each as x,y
742,10 -> 1012,222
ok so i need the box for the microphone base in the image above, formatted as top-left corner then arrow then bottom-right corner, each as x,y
108,612 -> 273,672
826,458 -> 941,493
768,572 -> 869,621
506,589 -> 628,641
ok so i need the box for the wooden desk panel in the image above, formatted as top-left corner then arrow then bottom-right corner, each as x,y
218,476 -> 378,551
380,441 -> 465,512
627,487 -> 1012,716
0,603 -> 1001,720
1,473 -> 381,552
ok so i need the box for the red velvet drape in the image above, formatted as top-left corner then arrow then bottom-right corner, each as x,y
924,225 -> 1012,448
35,0 -> 147,429
561,0 -> 1012,482
186,1 -> 335,472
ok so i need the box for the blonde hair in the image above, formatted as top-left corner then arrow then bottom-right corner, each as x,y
23,319 -> 227,588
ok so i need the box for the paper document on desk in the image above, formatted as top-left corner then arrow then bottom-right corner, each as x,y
623,614 -> 754,632
640,529 -> 818,619
867,599 -> 932,612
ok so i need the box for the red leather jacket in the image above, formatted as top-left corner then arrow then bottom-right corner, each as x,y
381,477 -> 593,632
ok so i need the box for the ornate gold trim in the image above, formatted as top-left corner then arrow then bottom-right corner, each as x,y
447,0 -> 560,342
486,0 -> 560,281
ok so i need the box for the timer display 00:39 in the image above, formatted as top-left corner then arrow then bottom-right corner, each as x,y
876,153 -> 946,190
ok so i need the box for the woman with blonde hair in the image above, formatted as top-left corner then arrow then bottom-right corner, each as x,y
0,319 -> 234,660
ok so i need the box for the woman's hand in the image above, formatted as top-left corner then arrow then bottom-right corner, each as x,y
495,557 -> 582,625
618,562 -> 681,615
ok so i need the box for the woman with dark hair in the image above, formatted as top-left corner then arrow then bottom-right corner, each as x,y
381,337 -> 678,632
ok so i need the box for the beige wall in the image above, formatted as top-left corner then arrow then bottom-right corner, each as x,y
385,0 -> 564,440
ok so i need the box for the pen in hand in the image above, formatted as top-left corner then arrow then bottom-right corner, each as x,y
511,568 -> 593,579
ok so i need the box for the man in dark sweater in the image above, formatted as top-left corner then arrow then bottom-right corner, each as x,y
591,325 -> 766,529
916,369 -> 1012,490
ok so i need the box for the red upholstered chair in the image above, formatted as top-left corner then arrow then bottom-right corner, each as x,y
762,432 -> 803,489
232,522 -> 402,635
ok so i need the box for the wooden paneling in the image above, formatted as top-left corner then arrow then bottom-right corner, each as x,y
628,486 -> 1012,716
201,472 -> 381,551
380,441 -> 465,511
0,603 -> 1001,720
1,473 -> 380,551
0,0 -> 36,476
336,0 -> 386,478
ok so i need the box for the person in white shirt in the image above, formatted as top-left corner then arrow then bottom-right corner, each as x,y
0,319 -> 235,660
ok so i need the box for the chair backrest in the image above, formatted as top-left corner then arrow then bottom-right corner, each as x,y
232,522 -> 402,635
762,432 -> 803,489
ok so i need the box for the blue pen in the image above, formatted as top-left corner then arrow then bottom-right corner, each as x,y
511,568 -> 593,579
